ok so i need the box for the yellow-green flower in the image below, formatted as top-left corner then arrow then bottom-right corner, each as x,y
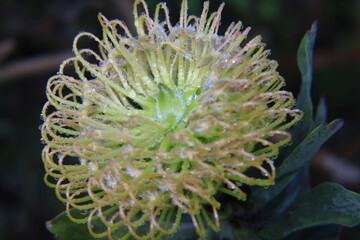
41,0 -> 302,239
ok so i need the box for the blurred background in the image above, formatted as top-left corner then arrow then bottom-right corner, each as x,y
0,0 -> 359,239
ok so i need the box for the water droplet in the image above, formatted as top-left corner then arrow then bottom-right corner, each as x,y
80,210 -> 88,215
235,181 -> 243,186
78,158 -> 86,165
124,145 -> 134,151
194,127 -> 205,133
227,183 -> 235,190
126,167 -> 138,178
203,78 -> 214,90
88,162 -> 99,172
105,176 -> 116,188
158,186 -> 169,192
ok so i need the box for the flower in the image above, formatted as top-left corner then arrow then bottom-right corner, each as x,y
41,0 -> 302,239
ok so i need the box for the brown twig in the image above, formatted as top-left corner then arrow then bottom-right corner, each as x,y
0,50 -> 72,85
0,39 -> 16,64
312,150 -> 360,187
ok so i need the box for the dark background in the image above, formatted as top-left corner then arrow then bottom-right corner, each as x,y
0,0 -> 359,239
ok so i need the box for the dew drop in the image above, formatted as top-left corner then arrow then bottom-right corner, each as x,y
158,186 -> 169,192
227,183 -> 235,190
88,162 -> 99,172
80,210 -> 88,215
235,181 -> 243,186
105,176 -> 117,188
194,127 -> 205,133
126,167 -> 138,178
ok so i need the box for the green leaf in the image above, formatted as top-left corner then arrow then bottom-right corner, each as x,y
274,22 -> 319,168
276,119 -> 342,177
295,22 -> 317,136
257,182 -> 360,239
46,210 -> 102,240
47,209 -> 134,240
314,97 -> 327,127
271,167 -> 311,214
282,225 -> 341,240
249,119 -> 343,210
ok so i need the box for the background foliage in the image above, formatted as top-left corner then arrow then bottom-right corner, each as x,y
0,0 -> 359,239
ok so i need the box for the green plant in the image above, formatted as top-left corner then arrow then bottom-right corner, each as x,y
41,1 -> 360,239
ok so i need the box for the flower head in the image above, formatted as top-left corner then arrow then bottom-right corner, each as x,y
41,0 -> 302,239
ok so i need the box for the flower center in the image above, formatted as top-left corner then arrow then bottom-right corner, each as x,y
155,84 -> 188,130
146,84 -> 200,151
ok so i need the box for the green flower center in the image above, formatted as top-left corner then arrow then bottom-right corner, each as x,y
136,84 -> 200,151
155,84 -> 188,129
